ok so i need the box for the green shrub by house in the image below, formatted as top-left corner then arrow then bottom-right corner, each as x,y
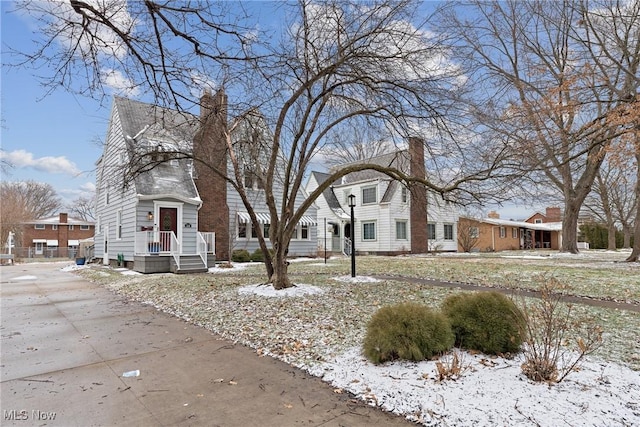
250,248 -> 265,262
231,249 -> 251,263
441,292 -> 526,355
250,248 -> 275,262
363,302 -> 455,364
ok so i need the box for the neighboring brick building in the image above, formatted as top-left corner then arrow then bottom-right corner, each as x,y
525,207 -> 562,224
18,213 -> 95,258
458,209 -> 562,252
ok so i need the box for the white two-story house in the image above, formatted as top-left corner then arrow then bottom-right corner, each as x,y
306,138 -> 459,255
94,90 -> 316,273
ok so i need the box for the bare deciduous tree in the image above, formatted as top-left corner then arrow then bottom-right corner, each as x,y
67,195 -> 96,221
438,0 -> 640,254
583,146 -> 637,250
457,216 -> 482,253
10,0 -> 511,288
0,181 -> 62,250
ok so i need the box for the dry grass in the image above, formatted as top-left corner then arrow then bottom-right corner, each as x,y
77,251 -> 640,371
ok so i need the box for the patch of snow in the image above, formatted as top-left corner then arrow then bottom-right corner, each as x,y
332,275 -> 381,283
208,262 -> 250,273
238,283 -> 325,297
119,269 -> 142,276
502,255 -> 549,260
61,265 -> 88,272
11,275 -> 38,281
308,347 -> 640,426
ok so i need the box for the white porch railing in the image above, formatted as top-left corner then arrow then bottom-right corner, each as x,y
135,230 -> 215,270
344,237 -> 352,256
170,232 -> 181,269
197,232 -> 215,268
135,231 -> 175,255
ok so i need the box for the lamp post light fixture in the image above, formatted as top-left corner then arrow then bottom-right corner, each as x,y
348,194 -> 356,278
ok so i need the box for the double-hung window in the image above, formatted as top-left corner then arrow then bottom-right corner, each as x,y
444,224 -> 454,241
362,221 -> 376,241
361,186 -> 377,205
427,223 -> 436,240
396,221 -> 408,240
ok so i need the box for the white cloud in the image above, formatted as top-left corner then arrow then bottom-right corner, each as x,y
188,71 -> 218,98
80,182 -> 96,192
48,0 -> 135,60
0,149 -> 81,176
101,68 -> 140,96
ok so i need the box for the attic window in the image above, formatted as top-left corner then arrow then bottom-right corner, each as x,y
362,186 -> 377,205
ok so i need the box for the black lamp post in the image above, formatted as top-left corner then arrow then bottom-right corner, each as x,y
348,194 -> 356,277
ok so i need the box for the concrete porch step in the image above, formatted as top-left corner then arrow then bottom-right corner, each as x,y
169,255 -> 208,274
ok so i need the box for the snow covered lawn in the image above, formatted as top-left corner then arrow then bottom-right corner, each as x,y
77,251 -> 640,426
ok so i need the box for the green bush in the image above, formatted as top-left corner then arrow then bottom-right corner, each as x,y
250,248 -> 264,262
363,303 -> 454,364
441,292 -> 526,355
249,248 -> 275,262
231,249 -> 251,263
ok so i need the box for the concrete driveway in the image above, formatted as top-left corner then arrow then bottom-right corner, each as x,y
1,262 -> 413,427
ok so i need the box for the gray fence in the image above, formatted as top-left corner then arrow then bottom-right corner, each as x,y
11,247 -> 80,259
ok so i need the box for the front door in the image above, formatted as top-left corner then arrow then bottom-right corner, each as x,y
159,208 -> 178,251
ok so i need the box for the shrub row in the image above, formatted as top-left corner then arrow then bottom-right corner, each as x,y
363,292 -> 526,364
231,248 -> 275,263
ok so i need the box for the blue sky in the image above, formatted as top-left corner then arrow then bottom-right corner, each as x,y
1,2 -> 106,205
0,1 -> 539,221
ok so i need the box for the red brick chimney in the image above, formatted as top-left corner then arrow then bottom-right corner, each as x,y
545,207 -> 561,222
194,89 -> 230,260
488,210 -> 500,219
59,213 -> 68,223
408,137 -> 429,253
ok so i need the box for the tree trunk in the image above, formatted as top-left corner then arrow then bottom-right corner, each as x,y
270,235 -> 293,289
626,209 -> 640,262
626,149 -> 640,262
607,221 -> 617,250
597,172 -> 617,250
622,224 -> 632,249
561,200 -> 581,254
271,252 -> 293,289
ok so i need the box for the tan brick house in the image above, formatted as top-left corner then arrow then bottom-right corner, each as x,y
458,209 -> 562,252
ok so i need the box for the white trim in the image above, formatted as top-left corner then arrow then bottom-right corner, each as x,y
46,240 -> 59,246
153,201 -> 184,254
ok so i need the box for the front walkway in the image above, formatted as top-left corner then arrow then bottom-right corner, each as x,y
0,262 -> 412,426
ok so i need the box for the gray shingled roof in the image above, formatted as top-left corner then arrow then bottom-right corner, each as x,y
310,171 -> 343,210
114,96 -> 198,143
330,150 -> 410,184
114,97 -> 201,201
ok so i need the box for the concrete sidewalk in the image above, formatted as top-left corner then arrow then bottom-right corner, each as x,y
1,262 -> 414,427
